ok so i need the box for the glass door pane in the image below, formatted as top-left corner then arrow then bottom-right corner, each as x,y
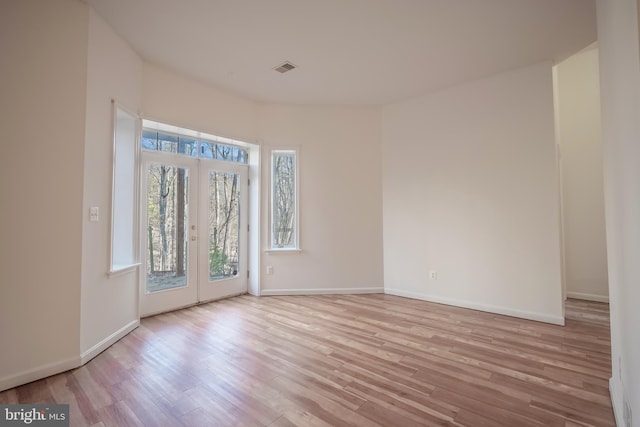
208,171 -> 240,281
145,163 -> 190,293
199,162 -> 247,302
140,156 -> 198,317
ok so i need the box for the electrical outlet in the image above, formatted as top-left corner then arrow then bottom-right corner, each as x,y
266,265 -> 273,275
89,206 -> 99,222
429,270 -> 437,280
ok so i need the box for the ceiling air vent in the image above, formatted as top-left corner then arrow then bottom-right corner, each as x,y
274,61 -> 297,74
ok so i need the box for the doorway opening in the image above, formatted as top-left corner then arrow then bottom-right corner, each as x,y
139,120 -> 260,316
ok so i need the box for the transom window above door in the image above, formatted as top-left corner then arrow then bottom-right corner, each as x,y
141,120 -> 248,164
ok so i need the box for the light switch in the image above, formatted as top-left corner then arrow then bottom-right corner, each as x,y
89,207 -> 99,222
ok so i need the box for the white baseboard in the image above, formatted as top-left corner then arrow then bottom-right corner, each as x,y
260,287 -> 384,296
610,377 -> 624,427
384,288 -> 565,325
0,320 -> 139,393
0,356 -> 80,393
80,319 -> 139,365
566,292 -> 609,303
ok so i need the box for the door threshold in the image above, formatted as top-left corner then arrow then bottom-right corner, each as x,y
141,291 -> 249,318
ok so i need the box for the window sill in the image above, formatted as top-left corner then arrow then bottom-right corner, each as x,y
265,249 -> 302,254
108,263 -> 141,278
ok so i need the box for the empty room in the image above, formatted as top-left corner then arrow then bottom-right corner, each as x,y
1,0 -> 639,426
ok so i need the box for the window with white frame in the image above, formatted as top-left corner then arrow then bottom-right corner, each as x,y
110,103 -> 140,273
271,149 -> 298,250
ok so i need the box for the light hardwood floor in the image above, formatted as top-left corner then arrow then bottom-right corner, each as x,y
0,295 -> 614,426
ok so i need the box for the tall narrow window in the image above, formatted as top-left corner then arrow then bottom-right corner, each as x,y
110,103 -> 139,273
271,149 -> 298,250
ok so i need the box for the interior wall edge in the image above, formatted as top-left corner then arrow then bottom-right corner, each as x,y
609,377 -> 625,427
79,319 -> 140,365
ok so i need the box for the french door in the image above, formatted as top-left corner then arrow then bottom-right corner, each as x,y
198,160 -> 248,302
140,152 -> 247,316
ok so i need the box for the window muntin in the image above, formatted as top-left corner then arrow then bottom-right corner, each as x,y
271,149 -> 298,250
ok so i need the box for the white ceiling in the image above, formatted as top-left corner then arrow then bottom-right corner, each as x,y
87,0 -> 596,105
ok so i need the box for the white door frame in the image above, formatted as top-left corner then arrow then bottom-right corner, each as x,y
139,152 -> 199,316
139,153 -> 250,316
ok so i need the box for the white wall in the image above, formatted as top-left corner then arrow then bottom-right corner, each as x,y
80,8 -> 142,358
382,62 -> 564,324
555,47 -> 609,303
142,63 -> 259,143
142,63 -> 385,295
0,0 -> 87,390
596,0 -> 640,425
258,105 -> 384,294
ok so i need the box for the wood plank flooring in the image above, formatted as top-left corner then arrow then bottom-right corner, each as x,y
0,295 -> 615,426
